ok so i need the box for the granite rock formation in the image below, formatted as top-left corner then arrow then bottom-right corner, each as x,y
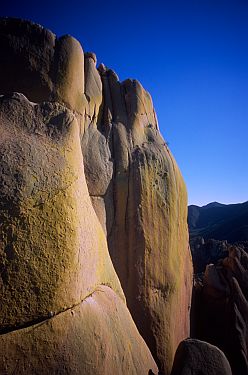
0,93 -> 123,328
190,237 -> 229,274
170,339 -> 232,375
0,93 -> 158,374
0,17 -> 193,375
192,244 -> 248,375
83,68 -> 193,375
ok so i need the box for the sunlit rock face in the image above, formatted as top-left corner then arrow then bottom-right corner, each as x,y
0,19 -> 158,375
0,92 -> 158,374
0,93 -> 124,328
82,55 -> 193,375
0,285 -> 157,375
0,17 -> 192,375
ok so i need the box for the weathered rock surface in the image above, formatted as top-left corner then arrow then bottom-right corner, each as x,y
0,285 -> 157,375
0,93 -> 158,374
0,18 -> 88,122
171,339 -> 232,375
84,52 -> 102,128
82,69 -> 193,374
0,93 -> 123,328
0,18 -> 55,103
0,17 -> 193,375
192,244 -> 248,375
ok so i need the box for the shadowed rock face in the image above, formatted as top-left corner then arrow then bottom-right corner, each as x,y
188,201 -> 248,243
192,244 -> 248,375
171,339 -> 232,375
0,18 -> 86,113
0,17 -> 192,375
190,237 -> 229,274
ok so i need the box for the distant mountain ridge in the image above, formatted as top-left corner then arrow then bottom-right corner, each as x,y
188,200 -> 248,242
201,202 -> 226,209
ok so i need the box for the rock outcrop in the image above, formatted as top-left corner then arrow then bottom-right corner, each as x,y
0,93 -> 157,374
0,17 -> 192,375
83,69 -> 193,375
192,244 -> 248,375
0,93 -> 124,330
171,339 -> 232,375
190,237 -> 229,274
0,18 -> 86,115
0,284 -> 157,375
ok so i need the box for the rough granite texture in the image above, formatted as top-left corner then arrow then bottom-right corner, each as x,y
0,93 -> 124,328
0,285 -> 157,375
83,67 -> 193,374
0,17 -> 193,375
0,93 -> 157,374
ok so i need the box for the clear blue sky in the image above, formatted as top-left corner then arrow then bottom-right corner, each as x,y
1,0 -> 248,206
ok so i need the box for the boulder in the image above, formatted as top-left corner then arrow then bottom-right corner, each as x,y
171,339 -> 232,375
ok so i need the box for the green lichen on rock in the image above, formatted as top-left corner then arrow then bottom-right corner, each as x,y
0,93 -> 124,331
82,73 -> 193,375
0,17 -> 193,375
0,92 -> 158,374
